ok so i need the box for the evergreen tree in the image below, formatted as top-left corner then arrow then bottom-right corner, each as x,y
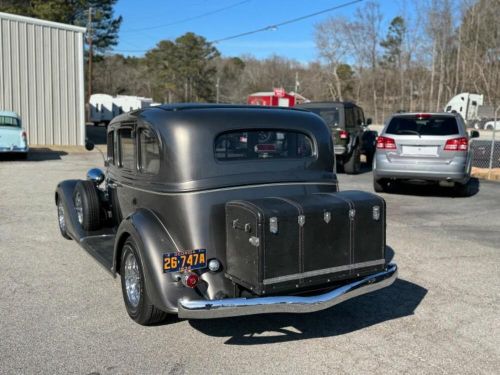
145,33 -> 219,103
380,16 -> 406,68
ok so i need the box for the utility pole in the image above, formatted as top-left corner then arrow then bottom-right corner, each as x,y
295,71 -> 300,93
87,7 -> 94,121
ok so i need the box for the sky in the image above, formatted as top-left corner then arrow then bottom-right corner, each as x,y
113,0 -> 402,62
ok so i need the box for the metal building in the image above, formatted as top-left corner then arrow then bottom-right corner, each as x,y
0,12 -> 85,146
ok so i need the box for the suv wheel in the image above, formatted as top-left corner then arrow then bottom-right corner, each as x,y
455,181 -> 472,197
374,178 -> 386,192
344,147 -> 361,174
120,238 -> 168,325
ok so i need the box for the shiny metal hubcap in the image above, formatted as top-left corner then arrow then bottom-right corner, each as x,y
74,192 -> 83,225
124,251 -> 141,307
57,202 -> 66,232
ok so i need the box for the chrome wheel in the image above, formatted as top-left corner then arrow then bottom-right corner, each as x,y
57,201 -> 67,233
124,251 -> 141,308
74,191 -> 83,225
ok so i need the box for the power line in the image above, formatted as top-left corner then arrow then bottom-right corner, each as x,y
121,0 -> 251,33
113,0 -> 363,54
211,0 -> 363,43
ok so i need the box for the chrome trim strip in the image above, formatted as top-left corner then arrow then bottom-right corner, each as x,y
178,264 -> 397,319
118,181 -> 338,196
262,259 -> 386,285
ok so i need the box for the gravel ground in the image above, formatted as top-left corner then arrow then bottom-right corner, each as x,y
0,151 -> 499,375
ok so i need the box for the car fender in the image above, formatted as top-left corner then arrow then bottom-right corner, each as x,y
113,208 -> 200,313
55,179 -> 85,241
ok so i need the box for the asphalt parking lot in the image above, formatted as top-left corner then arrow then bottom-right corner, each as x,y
0,151 -> 499,374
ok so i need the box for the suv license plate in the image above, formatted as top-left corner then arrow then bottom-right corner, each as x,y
402,146 -> 438,156
163,249 -> 207,273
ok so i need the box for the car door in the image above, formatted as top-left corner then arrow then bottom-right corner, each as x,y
108,122 -> 137,220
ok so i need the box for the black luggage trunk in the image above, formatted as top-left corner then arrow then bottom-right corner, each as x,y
225,191 -> 386,295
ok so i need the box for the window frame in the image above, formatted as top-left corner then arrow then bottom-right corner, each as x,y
214,129 -> 317,162
107,130 -> 115,165
344,107 -> 355,129
137,126 -> 161,175
117,124 -> 136,171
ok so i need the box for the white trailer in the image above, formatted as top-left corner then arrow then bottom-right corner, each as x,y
89,94 -> 154,125
444,93 -> 484,124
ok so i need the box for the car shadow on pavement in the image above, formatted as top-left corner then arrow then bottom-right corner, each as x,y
387,178 -> 480,198
0,150 -> 67,162
189,278 -> 427,345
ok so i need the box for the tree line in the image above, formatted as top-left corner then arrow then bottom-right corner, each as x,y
1,0 -> 499,123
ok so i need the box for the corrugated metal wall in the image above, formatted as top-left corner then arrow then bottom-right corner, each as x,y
0,13 -> 85,146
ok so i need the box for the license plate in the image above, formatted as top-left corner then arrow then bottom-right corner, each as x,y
402,145 -> 438,156
163,249 -> 207,273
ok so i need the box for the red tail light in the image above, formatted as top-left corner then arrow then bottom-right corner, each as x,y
339,130 -> 349,140
22,131 -> 27,139
182,273 -> 199,288
444,137 -> 468,151
376,136 -> 397,149
416,113 -> 432,120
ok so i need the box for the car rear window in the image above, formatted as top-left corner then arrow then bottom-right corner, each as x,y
386,116 -> 459,136
0,116 -> 20,127
307,108 -> 340,128
215,130 -> 314,161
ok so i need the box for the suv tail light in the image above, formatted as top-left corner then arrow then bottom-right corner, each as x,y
416,113 -> 432,120
339,130 -> 349,140
444,137 -> 468,151
22,131 -> 27,139
376,136 -> 397,149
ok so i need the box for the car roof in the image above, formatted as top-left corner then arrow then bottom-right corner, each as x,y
109,104 -> 335,192
391,112 -> 458,117
155,103 -> 311,113
297,101 -> 358,108
0,111 -> 19,118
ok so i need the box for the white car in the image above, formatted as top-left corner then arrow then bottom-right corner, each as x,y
0,111 -> 28,158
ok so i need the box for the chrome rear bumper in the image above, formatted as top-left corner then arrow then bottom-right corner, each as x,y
178,263 -> 397,319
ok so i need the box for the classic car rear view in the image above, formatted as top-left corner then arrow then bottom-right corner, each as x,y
55,104 -> 397,325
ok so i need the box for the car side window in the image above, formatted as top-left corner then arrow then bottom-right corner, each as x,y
139,128 -> 160,174
345,108 -> 355,130
356,108 -> 365,125
118,127 -> 135,170
107,131 -> 114,165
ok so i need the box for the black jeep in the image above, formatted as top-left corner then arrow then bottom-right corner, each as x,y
297,102 -> 377,174
55,104 -> 397,325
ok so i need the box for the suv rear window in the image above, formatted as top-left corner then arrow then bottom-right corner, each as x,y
215,130 -> 314,161
386,116 -> 459,136
307,108 -> 340,128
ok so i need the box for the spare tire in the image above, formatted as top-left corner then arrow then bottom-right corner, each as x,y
73,180 -> 102,231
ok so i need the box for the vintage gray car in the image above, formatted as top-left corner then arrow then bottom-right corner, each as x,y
55,104 -> 397,325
